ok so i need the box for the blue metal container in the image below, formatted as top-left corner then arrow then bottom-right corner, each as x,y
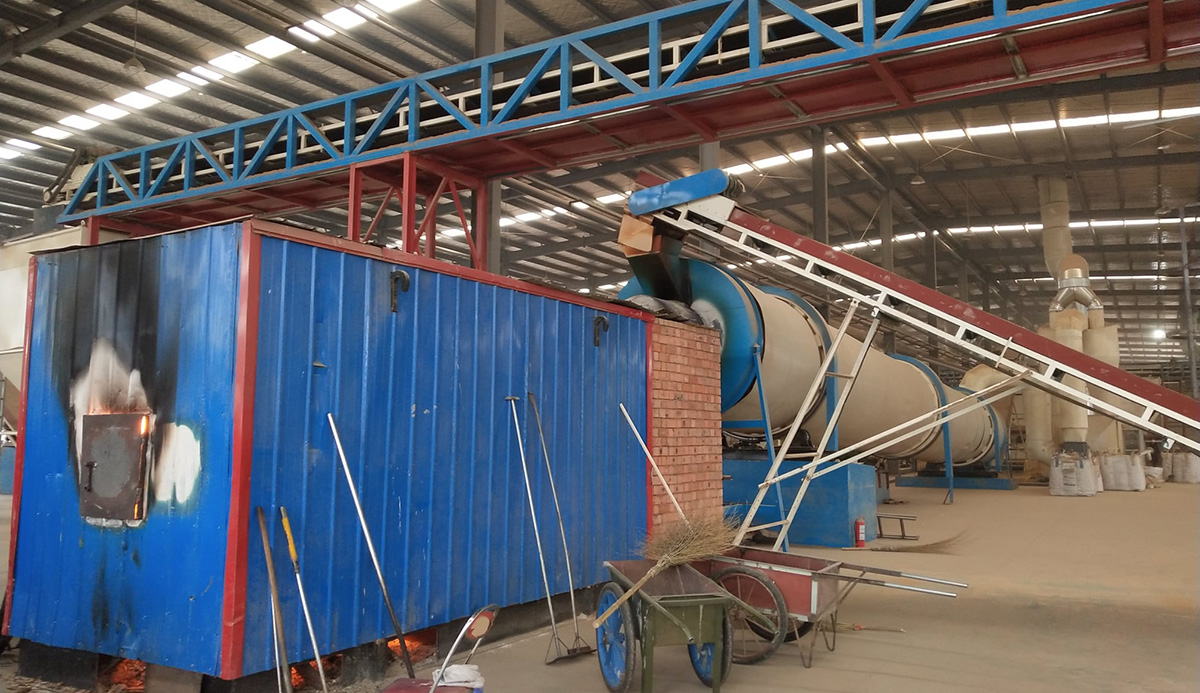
7,222 -> 651,679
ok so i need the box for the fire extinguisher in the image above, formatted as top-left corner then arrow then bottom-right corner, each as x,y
854,516 -> 866,547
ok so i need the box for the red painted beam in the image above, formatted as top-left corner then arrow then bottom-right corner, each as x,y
724,207 -> 1200,422
1148,0 -> 1166,61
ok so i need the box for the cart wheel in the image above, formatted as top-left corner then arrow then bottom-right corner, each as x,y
688,611 -> 733,686
595,582 -> 635,692
712,565 -> 787,664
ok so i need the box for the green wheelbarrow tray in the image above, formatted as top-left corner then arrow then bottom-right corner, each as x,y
601,560 -> 734,693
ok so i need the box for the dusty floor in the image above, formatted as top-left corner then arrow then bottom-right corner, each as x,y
2,485 -> 1198,692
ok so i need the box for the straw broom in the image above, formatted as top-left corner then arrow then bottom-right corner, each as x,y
593,406 -> 737,628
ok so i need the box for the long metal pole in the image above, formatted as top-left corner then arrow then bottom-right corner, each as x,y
619,402 -> 687,522
256,507 -> 293,693
327,414 -> 416,678
506,396 -> 566,662
1181,208 -> 1198,402
527,392 -> 591,650
278,507 -> 329,693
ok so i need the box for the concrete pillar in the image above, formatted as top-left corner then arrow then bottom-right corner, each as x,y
810,126 -> 828,246
476,0 -> 504,273
880,189 -> 895,352
699,141 -> 720,171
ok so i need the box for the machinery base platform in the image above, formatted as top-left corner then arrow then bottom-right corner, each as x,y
895,476 -> 1018,491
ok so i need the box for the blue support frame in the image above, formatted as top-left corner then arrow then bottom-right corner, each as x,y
59,0 -> 1133,223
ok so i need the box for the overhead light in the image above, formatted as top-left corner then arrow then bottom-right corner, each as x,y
32,126 -> 71,140
515,212 -> 540,222
440,228 -> 467,237
209,52 -> 259,73
788,148 -> 813,160
596,193 -> 627,204
245,36 -> 297,59
540,209 -> 556,217
1152,329 -> 1166,340
0,148 -> 20,160
115,91 -> 160,109
288,26 -> 321,43
1069,221 -> 1089,228
753,155 -> 790,169
58,115 -> 100,130
722,163 -> 753,175
1108,110 -> 1158,123
994,224 -> 1024,232
324,7 -> 368,28
948,227 -> 969,234
578,288 -> 591,294
571,201 -> 589,210
365,0 -> 420,10
1161,106 -> 1200,118
726,263 -> 737,269
859,136 -> 889,146
970,226 -> 993,232
176,71 -> 208,86
191,65 -> 224,81
923,128 -> 965,141
965,124 -> 1010,136
5,138 -> 40,150
553,206 -> 567,214
889,133 -> 923,144
85,104 -> 130,120
598,283 -> 617,290
1011,120 -> 1057,132
145,79 -> 190,97
1059,115 -> 1107,128
302,19 -> 337,36
910,174 -> 926,185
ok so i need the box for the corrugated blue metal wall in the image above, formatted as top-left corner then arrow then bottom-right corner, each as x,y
243,237 -> 649,674
10,225 -> 242,674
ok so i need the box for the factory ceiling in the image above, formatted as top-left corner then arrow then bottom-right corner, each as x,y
0,0 -> 1197,369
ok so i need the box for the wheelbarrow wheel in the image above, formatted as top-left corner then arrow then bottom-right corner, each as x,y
595,582 -> 635,692
688,611 -> 733,686
713,565 -> 787,664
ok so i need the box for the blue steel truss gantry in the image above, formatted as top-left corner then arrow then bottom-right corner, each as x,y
58,0 -> 1197,243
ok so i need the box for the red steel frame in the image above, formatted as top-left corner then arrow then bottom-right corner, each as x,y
219,222 -> 263,679
347,152 -> 490,270
2,258 -> 37,635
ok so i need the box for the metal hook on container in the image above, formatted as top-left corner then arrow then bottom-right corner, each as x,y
593,315 -> 609,346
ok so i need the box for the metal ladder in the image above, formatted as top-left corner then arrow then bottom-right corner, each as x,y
650,194 -> 1200,456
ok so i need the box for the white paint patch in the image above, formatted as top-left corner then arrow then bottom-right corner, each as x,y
70,339 -> 150,463
154,423 -> 201,504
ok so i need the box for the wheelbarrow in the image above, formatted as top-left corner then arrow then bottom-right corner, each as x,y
595,559 -> 734,693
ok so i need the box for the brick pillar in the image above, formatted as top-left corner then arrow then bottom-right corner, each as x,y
649,320 -> 724,528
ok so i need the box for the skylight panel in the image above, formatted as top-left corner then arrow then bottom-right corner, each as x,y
859,136 -> 889,146
722,164 -> 753,175
1011,120 -> 1056,132
888,133 -> 923,144
498,217 -> 516,227
58,115 -> 100,130
85,104 -> 130,120
752,155 -> 790,169
192,66 -> 224,81
0,148 -> 20,160
115,92 -> 160,109
965,124 -> 1010,136
32,126 -> 71,140
923,128 -> 964,140
1162,106 -> 1200,118
515,212 -> 541,222
177,71 -> 209,85
1059,115 -> 1107,127
5,139 -> 39,150
324,7 -> 368,28
302,19 -> 337,36
209,52 -> 259,73
1107,110 -> 1158,123
246,36 -> 297,59
596,193 -> 628,204
288,27 -> 321,43
571,201 -> 589,210
146,79 -> 191,97
365,0 -> 420,10
788,148 -> 813,160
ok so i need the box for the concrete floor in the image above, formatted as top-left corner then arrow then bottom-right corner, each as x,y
2,485 -> 1198,692
451,484 -> 1199,692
